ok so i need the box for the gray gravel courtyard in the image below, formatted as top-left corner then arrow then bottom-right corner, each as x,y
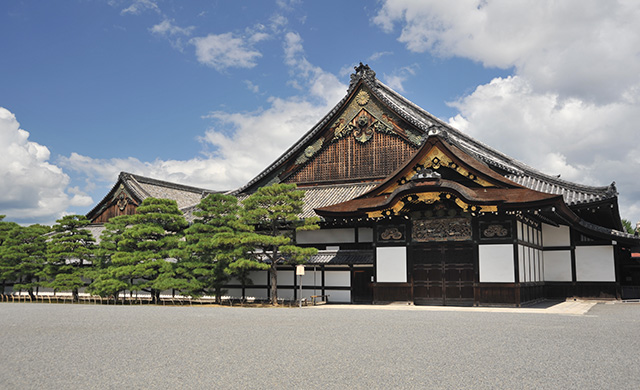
1,302 -> 639,389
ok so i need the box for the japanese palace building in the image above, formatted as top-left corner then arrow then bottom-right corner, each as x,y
85,64 -> 640,306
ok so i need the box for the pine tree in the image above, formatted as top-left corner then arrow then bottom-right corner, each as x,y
46,215 -> 96,302
241,183 -> 318,305
180,193 -> 267,302
0,216 -> 20,293
86,215 -> 132,303
1,224 -> 50,299
111,198 -> 188,304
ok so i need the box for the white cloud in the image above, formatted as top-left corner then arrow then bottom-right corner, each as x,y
61,32 -> 347,205
150,19 -> 195,51
447,76 -> 640,222
381,64 -> 418,93
375,0 -> 640,224
121,0 -> 160,15
369,51 -> 393,61
283,32 -> 344,103
0,107 -> 90,224
190,33 -> 262,71
150,19 -> 194,37
374,0 -> 640,104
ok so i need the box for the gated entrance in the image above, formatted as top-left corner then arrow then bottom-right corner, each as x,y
411,244 -> 475,306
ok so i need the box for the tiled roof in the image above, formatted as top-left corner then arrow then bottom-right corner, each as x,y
299,183 -> 378,218
237,63 -> 616,206
123,173 -> 216,210
372,76 -> 617,206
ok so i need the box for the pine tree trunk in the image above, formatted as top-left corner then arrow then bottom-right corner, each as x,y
270,265 -> 278,306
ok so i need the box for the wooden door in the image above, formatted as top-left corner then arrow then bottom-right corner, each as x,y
412,244 -> 475,306
352,268 -> 374,303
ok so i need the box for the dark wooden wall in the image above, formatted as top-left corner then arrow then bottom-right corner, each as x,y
286,132 -> 418,184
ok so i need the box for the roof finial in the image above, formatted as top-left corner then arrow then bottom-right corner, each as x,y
350,62 -> 376,88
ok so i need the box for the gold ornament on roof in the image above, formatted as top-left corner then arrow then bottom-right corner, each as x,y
356,90 -> 370,105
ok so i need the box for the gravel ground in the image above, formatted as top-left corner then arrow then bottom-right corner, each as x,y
1,302 -> 639,390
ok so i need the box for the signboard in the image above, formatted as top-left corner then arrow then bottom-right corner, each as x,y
296,265 -> 305,275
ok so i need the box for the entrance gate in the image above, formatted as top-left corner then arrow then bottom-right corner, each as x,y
411,244 -> 475,306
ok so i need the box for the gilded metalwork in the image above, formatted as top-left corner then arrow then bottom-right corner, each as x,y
386,145 -> 494,194
328,86 -> 421,146
353,113 -> 374,143
412,218 -> 472,242
356,90 -> 370,105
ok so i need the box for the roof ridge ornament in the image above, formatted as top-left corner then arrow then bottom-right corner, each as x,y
350,62 -> 377,88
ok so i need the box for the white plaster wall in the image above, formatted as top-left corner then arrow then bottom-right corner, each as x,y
325,289 -> 351,303
517,221 -> 523,241
300,270 -> 322,286
248,270 -> 267,285
542,224 -> 571,247
575,246 -> 616,282
543,250 -> 572,281
358,227 -> 374,242
376,247 -> 407,283
297,228 -> 355,244
325,270 -> 351,287
479,244 -> 515,283
519,245 -> 526,282
277,270 -> 294,286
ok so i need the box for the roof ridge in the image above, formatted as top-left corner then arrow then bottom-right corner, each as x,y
234,66 -> 368,194
122,171 -> 216,194
371,79 -> 617,198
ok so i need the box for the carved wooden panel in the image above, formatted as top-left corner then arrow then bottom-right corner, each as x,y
479,221 -> 512,240
412,218 -> 472,242
377,224 -> 406,243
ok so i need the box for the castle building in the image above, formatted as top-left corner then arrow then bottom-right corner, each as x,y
86,64 -> 640,306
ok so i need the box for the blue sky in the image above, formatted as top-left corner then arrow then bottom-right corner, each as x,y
2,0 -> 640,227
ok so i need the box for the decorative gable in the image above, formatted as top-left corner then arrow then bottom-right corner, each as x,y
282,85 -> 424,185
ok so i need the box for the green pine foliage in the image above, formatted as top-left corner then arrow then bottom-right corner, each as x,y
0,216 -> 20,293
621,219 -> 634,234
86,215 -> 133,302
241,183 -> 318,305
110,198 -> 188,304
45,215 -> 97,301
179,193 -> 268,301
2,224 -> 50,298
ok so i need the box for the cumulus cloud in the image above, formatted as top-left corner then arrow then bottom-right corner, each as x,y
190,33 -> 262,71
375,0 -> 640,223
374,0 -> 640,104
60,35 -> 347,198
0,107 -> 91,224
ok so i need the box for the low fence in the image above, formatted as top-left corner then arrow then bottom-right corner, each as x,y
0,293 -> 306,306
